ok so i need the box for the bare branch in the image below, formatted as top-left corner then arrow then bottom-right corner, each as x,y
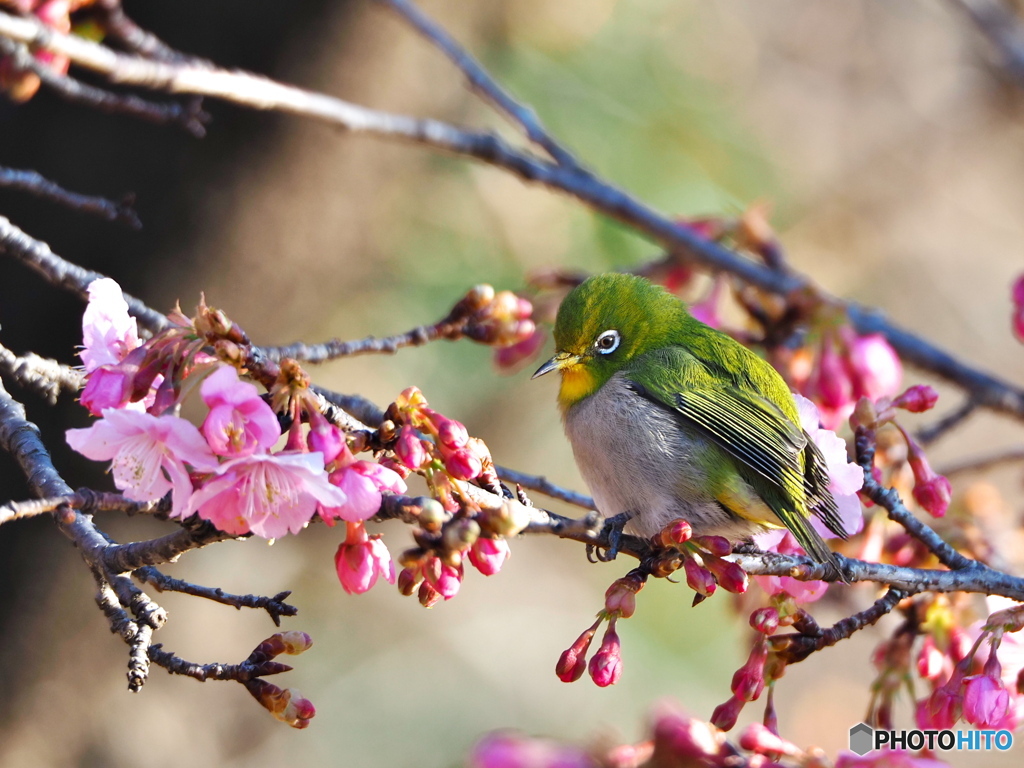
770,587 -> 907,665
0,164 -> 141,228
375,0 -> 581,168
939,445 -> 1024,477
0,340 -> 82,404
855,426 -> 977,572
92,0 -> 193,64
916,396 -> 979,445
0,37 -> 208,137
134,567 -> 297,626
495,465 -> 596,510
0,215 -> 169,334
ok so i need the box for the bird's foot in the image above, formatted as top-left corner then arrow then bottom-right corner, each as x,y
586,512 -> 631,563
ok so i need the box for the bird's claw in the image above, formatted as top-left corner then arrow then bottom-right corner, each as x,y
587,512 -> 631,563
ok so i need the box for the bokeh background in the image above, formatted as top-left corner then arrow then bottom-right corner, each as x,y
2,1 -> 1024,766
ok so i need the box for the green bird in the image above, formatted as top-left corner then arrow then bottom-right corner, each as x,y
532,273 -> 846,569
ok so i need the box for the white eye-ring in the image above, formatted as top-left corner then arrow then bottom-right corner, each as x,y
595,329 -> 621,355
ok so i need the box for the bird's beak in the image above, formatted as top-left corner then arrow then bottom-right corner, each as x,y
531,352 -> 581,379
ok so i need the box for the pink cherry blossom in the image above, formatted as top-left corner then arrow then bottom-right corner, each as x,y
185,451 -> 346,538
79,278 -> 141,372
963,672 -> 1010,728
468,536 -> 511,576
199,365 -> 280,457
333,524 -> 396,594
848,333 -> 902,401
79,364 -> 132,415
588,625 -> 623,687
794,394 -> 864,537
321,460 -> 407,523
66,408 -> 219,516
754,531 -> 830,603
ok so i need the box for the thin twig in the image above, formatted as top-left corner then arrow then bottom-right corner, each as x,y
939,445 -> 1024,477
0,37 -> 207,137
495,465 -> 596,509
376,0 -> 581,168
916,397 -> 979,445
855,427 -> 977,572
0,341 -> 83,404
134,567 -> 297,626
93,0 -> 194,64
769,588 -> 908,664
0,215 -> 169,334
0,165 -> 141,228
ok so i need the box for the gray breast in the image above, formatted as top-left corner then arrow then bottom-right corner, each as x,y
563,373 -> 759,540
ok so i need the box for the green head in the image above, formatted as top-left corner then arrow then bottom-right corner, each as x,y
533,274 -> 687,408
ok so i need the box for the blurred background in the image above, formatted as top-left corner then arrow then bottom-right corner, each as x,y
2,1 -> 1024,766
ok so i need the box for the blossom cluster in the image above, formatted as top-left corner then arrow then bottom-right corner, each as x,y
66,280 -> 410,593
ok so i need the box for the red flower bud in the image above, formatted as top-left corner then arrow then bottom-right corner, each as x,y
710,694 -> 744,731
556,623 -> 599,683
588,625 -> 623,687
445,448 -> 482,480
750,607 -> 780,635
891,385 -> 939,413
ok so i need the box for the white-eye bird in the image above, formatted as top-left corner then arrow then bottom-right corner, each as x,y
532,273 -> 846,568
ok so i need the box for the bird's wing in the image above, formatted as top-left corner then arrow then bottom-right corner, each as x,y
626,347 -> 846,563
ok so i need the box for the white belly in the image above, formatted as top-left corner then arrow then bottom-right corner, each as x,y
563,373 -> 763,540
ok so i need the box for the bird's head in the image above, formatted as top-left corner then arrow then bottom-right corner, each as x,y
532,273 -> 685,409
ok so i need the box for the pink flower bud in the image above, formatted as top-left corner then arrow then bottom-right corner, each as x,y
668,519 -> 692,544
493,326 -> 546,372
916,636 -> 946,681
80,365 -> 132,414
468,536 -> 510,576
731,641 -> 768,702
652,709 -> 723,762
702,555 -> 748,594
905,435 -> 952,518
963,654 -> 1010,729
848,333 -> 903,402
913,475 -> 952,518
710,694 -> 745,731
694,535 -> 731,557
306,415 -> 344,466
424,557 -> 462,599
394,426 -> 427,470
738,723 -> 799,757
418,580 -> 443,608
243,679 -> 315,729
683,557 -> 717,598
750,607 -> 780,635
436,417 -> 469,449
445,448 -> 482,480
815,339 -> 854,411
604,576 -> 642,619
556,625 -> 597,684
588,625 -> 623,687
891,385 -> 939,413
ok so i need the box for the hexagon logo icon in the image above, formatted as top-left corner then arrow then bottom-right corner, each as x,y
849,723 -> 874,756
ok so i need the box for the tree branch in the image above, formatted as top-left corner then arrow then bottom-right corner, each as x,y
0,164 -> 141,228
0,340 -> 83,404
3,6 -> 1022,427
134,567 -> 297,626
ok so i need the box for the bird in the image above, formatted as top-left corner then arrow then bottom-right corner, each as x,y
531,273 -> 846,569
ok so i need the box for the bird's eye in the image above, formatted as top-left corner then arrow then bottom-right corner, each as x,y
595,329 -> 620,355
